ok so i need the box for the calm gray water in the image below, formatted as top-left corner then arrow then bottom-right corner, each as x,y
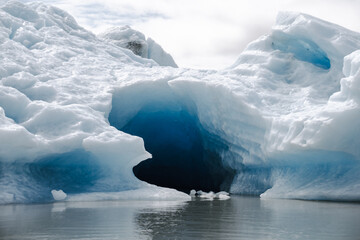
1,196 -> 360,240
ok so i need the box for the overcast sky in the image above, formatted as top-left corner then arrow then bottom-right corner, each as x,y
17,0 -> 360,69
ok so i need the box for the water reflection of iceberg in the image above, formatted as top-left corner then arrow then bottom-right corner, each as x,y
1,198 -> 360,239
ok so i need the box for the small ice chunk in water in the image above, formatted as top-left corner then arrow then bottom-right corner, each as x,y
51,189 -> 67,201
215,191 -> 230,200
191,190 -> 230,200
199,191 -> 215,199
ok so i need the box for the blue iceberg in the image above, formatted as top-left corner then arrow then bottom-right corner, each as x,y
1,3 -> 360,203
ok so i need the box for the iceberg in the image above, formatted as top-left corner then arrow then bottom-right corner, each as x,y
1,2 -> 360,204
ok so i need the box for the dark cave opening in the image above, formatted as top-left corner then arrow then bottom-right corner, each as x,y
109,102 -> 235,194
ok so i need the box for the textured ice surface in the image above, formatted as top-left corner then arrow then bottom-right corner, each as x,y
1,2 -> 360,203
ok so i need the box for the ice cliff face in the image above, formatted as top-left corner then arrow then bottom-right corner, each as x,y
0,1 -> 360,203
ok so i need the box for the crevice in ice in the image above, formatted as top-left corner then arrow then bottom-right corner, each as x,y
126,41 -> 145,56
9,27 -> 18,39
108,84 -> 236,193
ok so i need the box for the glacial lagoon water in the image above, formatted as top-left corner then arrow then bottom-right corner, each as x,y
1,196 -> 360,240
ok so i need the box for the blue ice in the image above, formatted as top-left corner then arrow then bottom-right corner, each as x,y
271,31 -> 331,69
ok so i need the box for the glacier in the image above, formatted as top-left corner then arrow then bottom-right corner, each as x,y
1,1 -> 360,204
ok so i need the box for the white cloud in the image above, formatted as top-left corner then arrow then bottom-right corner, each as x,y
13,0 -> 360,69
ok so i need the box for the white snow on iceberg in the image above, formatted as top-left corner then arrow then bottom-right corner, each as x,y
98,25 -> 178,68
0,2 -> 360,203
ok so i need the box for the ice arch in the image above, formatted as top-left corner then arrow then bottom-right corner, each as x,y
108,81 -> 235,193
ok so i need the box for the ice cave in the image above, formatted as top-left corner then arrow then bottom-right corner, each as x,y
108,85 -> 235,193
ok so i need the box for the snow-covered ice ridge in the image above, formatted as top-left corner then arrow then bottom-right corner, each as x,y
1,1 -> 360,204
98,25 -> 178,68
